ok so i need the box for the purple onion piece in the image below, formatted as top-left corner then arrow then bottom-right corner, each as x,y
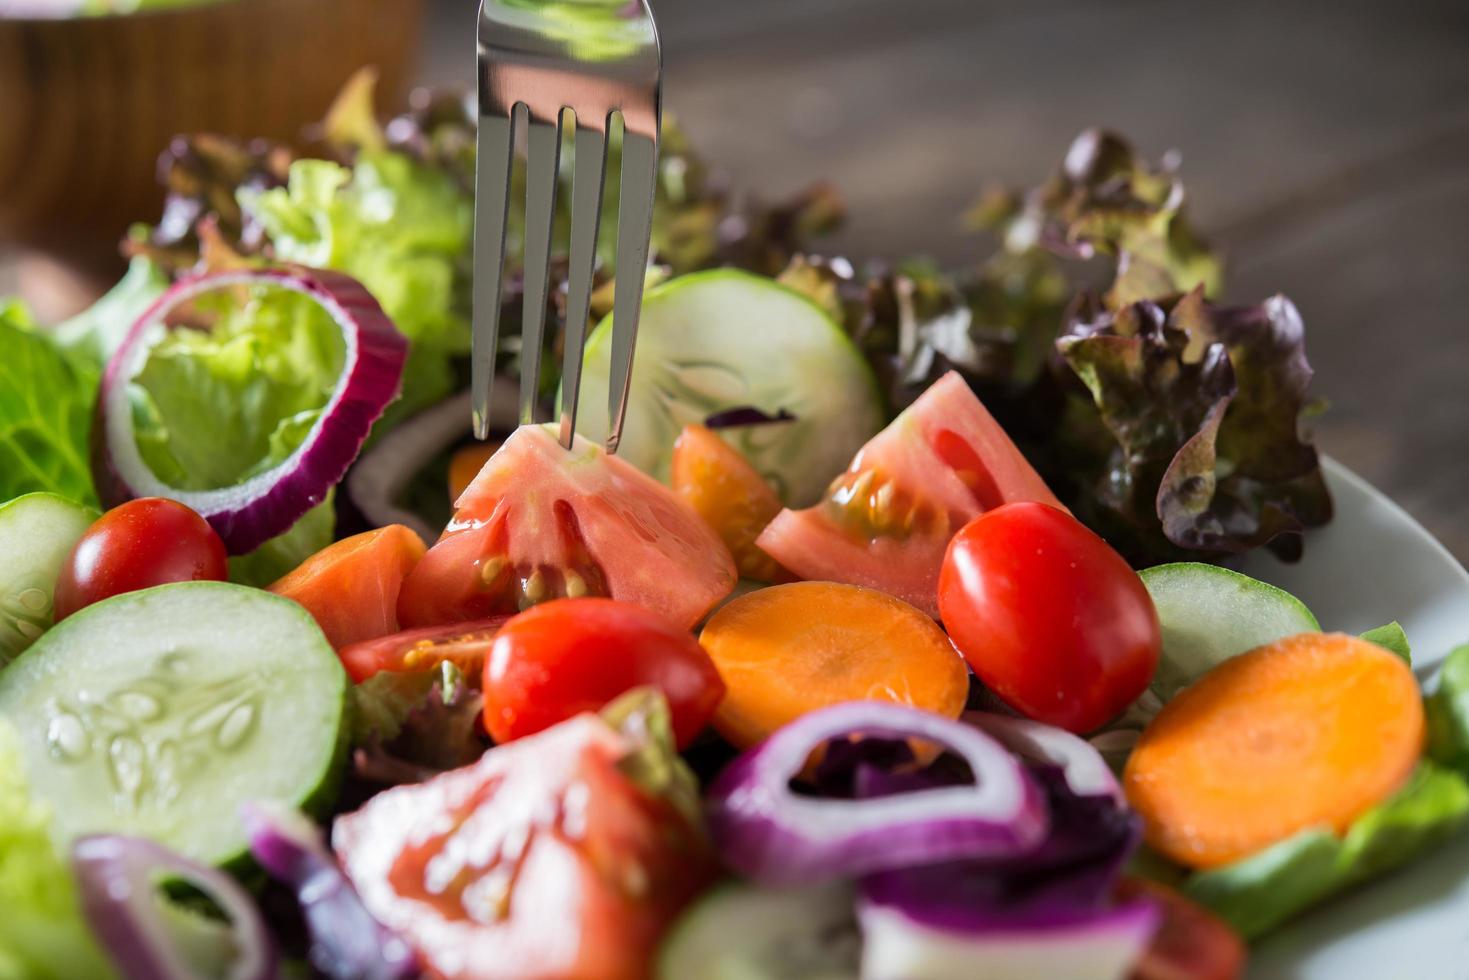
858,889 -> 1159,980
963,711 -> 1122,803
70,834 -> 277,980
95,267 -> 409,554
705,701 -> 1047,887
240,802 -> 417,980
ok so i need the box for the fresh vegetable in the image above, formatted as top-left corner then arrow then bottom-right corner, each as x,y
0,492 -> 96,665
95,267 -> 408,555
1123,632 -> 1424,869
1056,289 -> 1332,565
964,711 -> 1122,803
0,301 -> 98,506
1115,877 -> 1245,980
447,441 -> 498,503
0,721 -> 117,980
940,502 -> 1160,733
0,581 -> 348,866
758,371 -> 1062,618
396,424 -> 737,631
656,880 -> 860,980
570,270 -> 885,506
706,701 -> 1046,886
54,497 -> 228,622
699,582 -> 970,750
70,834 -> 275,980
1139,562 -> 1319,702
268,524 -> 426,650
671,423 -> 787,582
334,695 -> 715,980
53,256 -> 168,370
349,665 -> 489,780
484,598 -> 724,749
226,492 -> 337,587
1360,620 -> 1411,663
339,616 -> 510,683
1185,762 -> 1469,939
242,802 -> 417,980
1428,642 -> 1469,771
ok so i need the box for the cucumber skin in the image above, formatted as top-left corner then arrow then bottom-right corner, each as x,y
0,581 -> 350,871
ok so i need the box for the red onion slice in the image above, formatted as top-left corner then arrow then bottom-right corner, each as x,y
963,711 -> 1122,803
96,267 -> 408,554
70,834 -> 277,980
706,701 -> 1047,886
858,890 -> 1159,980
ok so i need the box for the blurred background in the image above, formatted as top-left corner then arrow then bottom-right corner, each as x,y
3,0 -> 1467,555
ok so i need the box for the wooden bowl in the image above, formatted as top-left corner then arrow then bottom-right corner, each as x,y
0,0 -> 427,315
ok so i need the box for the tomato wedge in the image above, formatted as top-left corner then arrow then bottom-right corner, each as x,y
338,616 -> 512,683
397,424 -> 737,632
1119,878 -> 1246,980
757,371 -> 1062,617
335,709 -> 715,980
268,524 -> 426,649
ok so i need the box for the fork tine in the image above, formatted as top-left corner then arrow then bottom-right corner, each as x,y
605,126 -> 658,454
470,107 -> 515,440
518,108 -> 564,426
557,117 -> 609,450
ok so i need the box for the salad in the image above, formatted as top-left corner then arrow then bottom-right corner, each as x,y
1,70 -> 1465,980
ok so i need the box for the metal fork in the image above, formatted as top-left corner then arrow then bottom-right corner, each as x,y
472,0 -> 663,451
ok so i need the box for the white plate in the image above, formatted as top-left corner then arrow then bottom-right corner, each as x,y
1236,458 -> 1469,980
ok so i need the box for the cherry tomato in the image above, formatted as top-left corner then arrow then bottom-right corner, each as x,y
339,616 -> 512,683
1118,877 -> 1246,980
938,502 -> 1160,733
54,497 -> 228,620
483,597 -> 725,748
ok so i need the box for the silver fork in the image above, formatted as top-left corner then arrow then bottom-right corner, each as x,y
472,0 -> 663,451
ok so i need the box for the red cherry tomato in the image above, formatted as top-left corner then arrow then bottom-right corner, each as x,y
938,502 -> 1160,733
1118,877 -> 1246,980
339,616 -> 512,684
55,498 -> 228,620
483,598 -> 725,748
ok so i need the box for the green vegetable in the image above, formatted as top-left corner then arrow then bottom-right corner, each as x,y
1427,643 -> 1469,773
241,154 -> 473,420
571,269 -> 886,506
1140,562 -> 1319,702
0,493 -> 97,667
601,687 -> 703,833
227,494 -> 336,587
0,303 -> 99,507
128,283 -> 346,492
1057,289 -> 1333,565
52,255 -> 168,370
1186,762 -> 1469,939
1360,621 -> 1411,664
350,662 -> 487,780
0,581 -> 349,867
0,722 -> 117,980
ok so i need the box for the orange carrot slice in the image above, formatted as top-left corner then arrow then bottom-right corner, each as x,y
699,581 -> 970,749
1123,632 -> 1424,869
671,424 -> 787,582
448,442 -> 500,504
269,524 -> 426,650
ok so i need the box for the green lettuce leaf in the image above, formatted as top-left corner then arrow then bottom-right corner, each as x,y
1057,288 -> 1332,565
1361,622 -> 1411,663
0,722 -> 117,980
240,154 -> 472,420
1186,762 -> 1469,939
601,687 -> 704,832
0,304 -> 98,507
128,284 -> 345,491
1428,643 -> 1469,773
350,663 -> 488,784
227,494 -> 335,587
52,255 -> 168,370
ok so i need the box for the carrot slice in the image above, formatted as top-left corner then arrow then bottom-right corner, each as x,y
698,581 -> 969,749
448,442 -> 500,504
1123,632 -> 1424,869
269,524 -> 427,650
671,424 -> 787,582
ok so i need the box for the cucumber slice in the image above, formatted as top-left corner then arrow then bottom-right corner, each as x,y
0,581 -> 348,866
569,270 -> 886,507
657,880 -> 859,980
0,492 -> 96,666
1140,562 -> 1320,701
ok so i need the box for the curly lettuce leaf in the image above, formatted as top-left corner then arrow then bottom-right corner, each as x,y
0,303 -> 98,507
0,722 -> 116,980
1428,644 -> 1469,773
1057,288 -> 1331,564
52,255 -> 169,370
1185,762 -> 1469,939
350,662 -> 488,785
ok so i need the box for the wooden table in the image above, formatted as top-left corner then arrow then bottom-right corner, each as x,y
427,0 -> 1469,561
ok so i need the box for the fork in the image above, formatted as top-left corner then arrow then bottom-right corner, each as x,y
472,0 -> 663,452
